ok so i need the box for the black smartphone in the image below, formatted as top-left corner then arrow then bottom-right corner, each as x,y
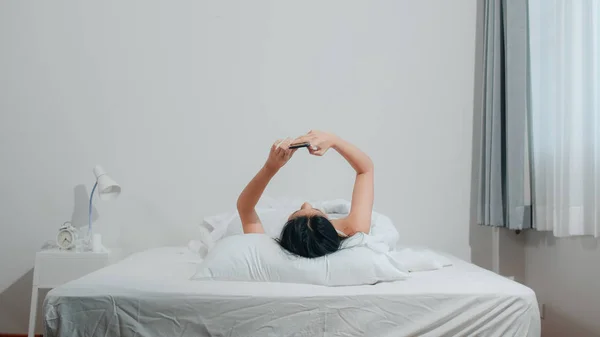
289,142 -> 311,149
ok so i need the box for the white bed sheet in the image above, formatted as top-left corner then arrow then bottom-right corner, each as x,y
44,247 -> 540,337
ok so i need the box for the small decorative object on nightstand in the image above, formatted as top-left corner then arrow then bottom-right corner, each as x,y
27,249 -> 110,337
56,221 -> 77,250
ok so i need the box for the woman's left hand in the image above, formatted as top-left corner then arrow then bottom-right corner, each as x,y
265,138 -> 297,171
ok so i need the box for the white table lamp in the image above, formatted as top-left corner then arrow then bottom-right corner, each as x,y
93,166 -> 121,201
88,165 -> 121,251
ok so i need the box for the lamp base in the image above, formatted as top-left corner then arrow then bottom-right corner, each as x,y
92,233 -> 105,253
77,233 -> 109,253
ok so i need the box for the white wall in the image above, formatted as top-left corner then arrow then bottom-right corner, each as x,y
0,1 -> 478,333
525,232 -> 600,337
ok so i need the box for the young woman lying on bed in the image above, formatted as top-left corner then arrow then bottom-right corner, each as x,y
237,130 -> 374,258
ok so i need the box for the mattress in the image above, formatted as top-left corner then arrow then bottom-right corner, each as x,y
44,247 -> 541,337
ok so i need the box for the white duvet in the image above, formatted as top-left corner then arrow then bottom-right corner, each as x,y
44,247 -> 541,337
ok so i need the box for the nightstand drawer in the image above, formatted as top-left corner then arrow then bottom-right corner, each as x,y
34,252 -> 109,287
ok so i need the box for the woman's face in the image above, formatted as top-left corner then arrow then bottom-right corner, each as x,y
288,202 -> 328,220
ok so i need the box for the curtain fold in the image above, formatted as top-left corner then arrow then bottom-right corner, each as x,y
477,0 -> 533,230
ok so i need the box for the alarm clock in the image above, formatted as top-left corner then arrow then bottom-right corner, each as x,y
57,221 -> 77,250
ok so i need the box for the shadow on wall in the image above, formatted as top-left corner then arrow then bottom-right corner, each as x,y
0,269 -> 48,334
0,184 -> 95,334
71,184 -> 98,229
468,0 -> 494,270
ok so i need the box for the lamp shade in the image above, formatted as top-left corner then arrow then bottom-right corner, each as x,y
93,165 -> 121,201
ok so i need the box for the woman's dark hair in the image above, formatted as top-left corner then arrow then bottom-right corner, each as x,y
277,215 -> 341,258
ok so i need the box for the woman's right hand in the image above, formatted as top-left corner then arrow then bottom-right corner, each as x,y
294,130 -> 338,156
265,138 -> 296,171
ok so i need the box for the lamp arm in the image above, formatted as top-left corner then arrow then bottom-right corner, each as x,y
88,181 -> 98,236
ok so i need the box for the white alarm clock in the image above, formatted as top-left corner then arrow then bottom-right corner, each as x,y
57,221 -> 77,250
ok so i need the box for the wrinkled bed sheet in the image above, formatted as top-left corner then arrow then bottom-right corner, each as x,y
44,247 -> 540,337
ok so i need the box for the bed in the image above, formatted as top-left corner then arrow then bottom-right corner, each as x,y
43,246 -> 541,337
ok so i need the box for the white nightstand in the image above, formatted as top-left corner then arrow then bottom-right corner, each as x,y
28,249 -> 110,337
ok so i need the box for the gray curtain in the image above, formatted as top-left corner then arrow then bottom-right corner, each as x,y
477,0 -> 533,230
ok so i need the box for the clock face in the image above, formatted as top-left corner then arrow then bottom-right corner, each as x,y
58,230 -> 74,248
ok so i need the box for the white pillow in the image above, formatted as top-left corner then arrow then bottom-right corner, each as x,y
191,234 -> 408,286
206,208 -> 399,246
193,208 -> 291,257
